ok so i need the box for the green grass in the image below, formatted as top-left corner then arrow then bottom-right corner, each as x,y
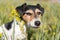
0,0 -> 60,40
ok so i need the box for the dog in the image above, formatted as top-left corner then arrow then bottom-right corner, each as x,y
0,3 -> 44,40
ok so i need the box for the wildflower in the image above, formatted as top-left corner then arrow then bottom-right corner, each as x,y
16,17 -> 20,22
9,9 -> 20,21
11,9 -> 16,17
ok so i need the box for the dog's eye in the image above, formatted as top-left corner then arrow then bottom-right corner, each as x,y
37,12 -> 41,15
26,13 -> 32,16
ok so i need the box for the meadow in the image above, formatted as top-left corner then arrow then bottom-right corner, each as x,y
0,0 -> 60,40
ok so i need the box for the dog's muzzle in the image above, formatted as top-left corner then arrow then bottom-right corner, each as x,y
27,18 -> 41,28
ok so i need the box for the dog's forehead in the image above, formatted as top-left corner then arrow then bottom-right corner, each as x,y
25,5 -> 41,13
26,5 -> 39,10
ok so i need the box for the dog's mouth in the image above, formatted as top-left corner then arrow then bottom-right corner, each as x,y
32,26 -> 39,28
27,24 -> 39,28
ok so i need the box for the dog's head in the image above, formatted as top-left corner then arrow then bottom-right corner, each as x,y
16,3 -> 44,28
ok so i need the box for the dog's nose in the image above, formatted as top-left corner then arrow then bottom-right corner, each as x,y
35,21 -> 40,26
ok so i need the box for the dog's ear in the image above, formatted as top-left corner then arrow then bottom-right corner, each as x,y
37,4 -> 44,14
21,3 -> 27,11
16,3 -> 27,16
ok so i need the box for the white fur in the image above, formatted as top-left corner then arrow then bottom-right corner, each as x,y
0,20 -> 26,40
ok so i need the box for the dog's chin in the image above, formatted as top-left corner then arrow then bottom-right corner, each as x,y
32,26 -> 39,28
27,25 -> 39,28
33,27 -> 39,28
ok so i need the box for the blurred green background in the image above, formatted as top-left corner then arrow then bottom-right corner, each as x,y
0,0 -> 60,40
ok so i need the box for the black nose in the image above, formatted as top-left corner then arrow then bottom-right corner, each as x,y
35,21 -> 40,26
